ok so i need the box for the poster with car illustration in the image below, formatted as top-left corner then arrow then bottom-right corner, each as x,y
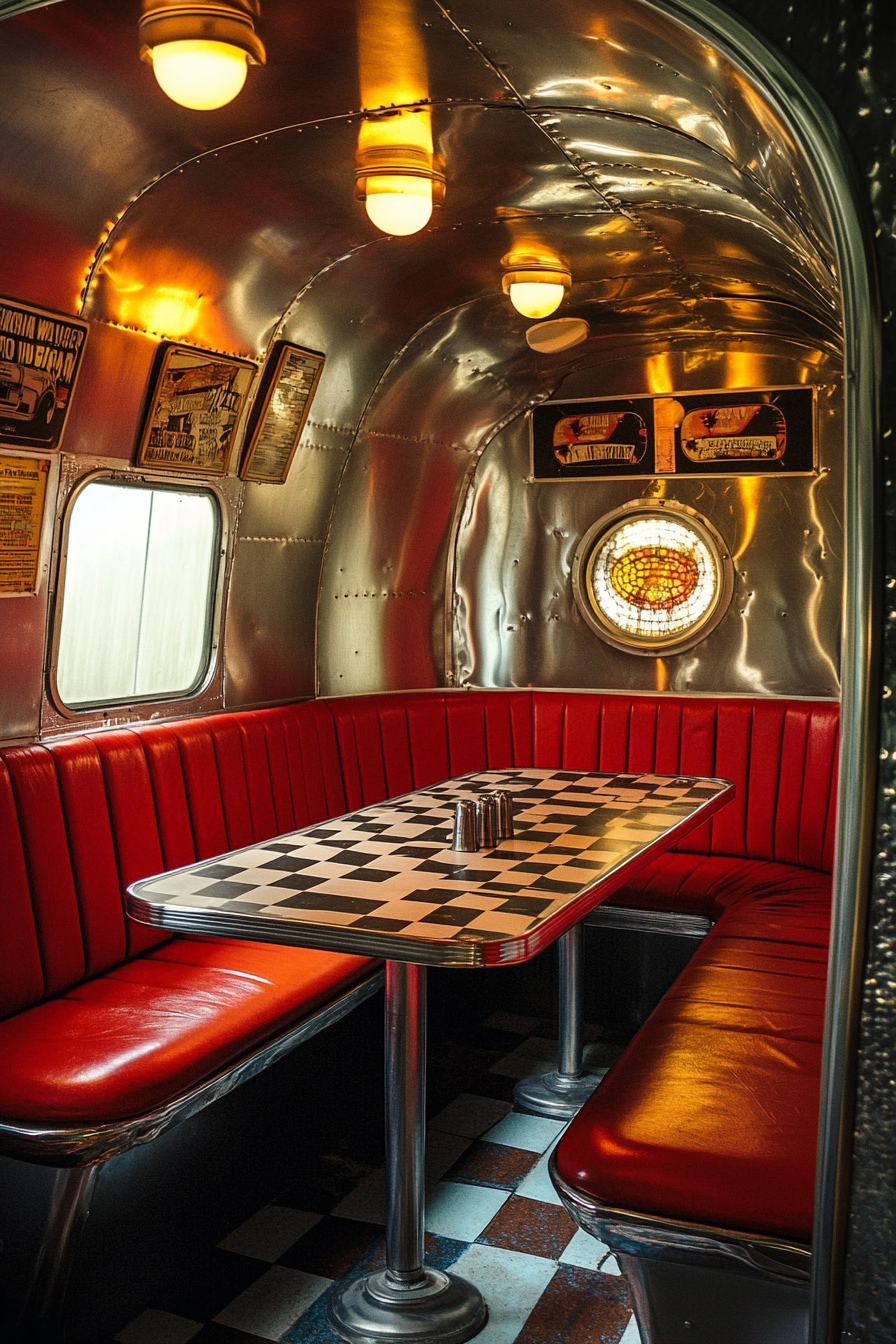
0,298 -> 88,451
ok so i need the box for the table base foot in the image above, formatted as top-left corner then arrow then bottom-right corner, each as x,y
513,1068 -> 608,1119
328,1267 -> 487,1344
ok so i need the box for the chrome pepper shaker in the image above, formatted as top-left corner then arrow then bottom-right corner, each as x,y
451,799 -> 479,852
492,789 -> 515,840
475,795 -> 499,849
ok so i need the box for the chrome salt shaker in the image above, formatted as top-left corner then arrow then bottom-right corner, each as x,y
492,789 -> 515,840
451,799 -> 479,851
475,795 -> 499,849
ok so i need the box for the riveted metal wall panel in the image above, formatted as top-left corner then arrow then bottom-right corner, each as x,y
453,341 -> 843,698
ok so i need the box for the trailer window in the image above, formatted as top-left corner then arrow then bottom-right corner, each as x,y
55,481 -> 219,708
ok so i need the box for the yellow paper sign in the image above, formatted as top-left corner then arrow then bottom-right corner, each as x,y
0,454 -> 50,594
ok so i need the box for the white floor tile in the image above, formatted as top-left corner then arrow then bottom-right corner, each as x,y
619,1311 -> 643,1342
425,1181 -> 510,1241
429,1093 -> 512,1138
513,1143 -> 564,1206
331,1167 -> 387,1224
213,1264 -> 331,1340
481,1112 -> 566,1154
601,1254 -> 622,1276
114,1309 -> 202,1344
218,1205 -> 322,1262
449,1242 -> 556,1344
558,1227 -> 613,1271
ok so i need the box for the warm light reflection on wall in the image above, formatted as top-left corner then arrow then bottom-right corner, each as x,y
99,247 -> 230,346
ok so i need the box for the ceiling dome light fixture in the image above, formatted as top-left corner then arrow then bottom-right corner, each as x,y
502,257 -> 572,319
139,1 -> 266,111
525,317 -> 590,353
355,144 -> 446,237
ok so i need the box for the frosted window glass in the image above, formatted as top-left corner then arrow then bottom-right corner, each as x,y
56,482 -> 218,707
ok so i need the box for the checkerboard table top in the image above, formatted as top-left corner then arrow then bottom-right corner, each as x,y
128,769 -> 732,966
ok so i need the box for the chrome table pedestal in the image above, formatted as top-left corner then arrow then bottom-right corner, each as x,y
329,962 -> 487,1344
513,924 -> 606,1120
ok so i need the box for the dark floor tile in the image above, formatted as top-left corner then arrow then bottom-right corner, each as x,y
152,1247 -> 267,1322
444,1140 -> 540,1190
427,1041 -> 508,1110
191,1323 -> 274,1344
460,1070 -> 518,1103
477,1195 -> 578,1259
514,1263 -> 632,1344
278,1216 -> 383,1278
277,1154 -> 379,1215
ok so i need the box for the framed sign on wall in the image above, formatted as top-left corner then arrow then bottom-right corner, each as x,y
0,297 -> 88,452
135,344 -> 256,476
239,342 -> 325,484
530,386 -> 816,481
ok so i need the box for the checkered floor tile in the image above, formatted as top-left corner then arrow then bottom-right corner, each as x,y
111,1015 -> 640,1344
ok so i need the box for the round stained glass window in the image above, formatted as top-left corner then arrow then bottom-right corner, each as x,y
571,503 -> 733,655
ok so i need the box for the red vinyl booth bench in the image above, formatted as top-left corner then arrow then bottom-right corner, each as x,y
0,689 -> 838,1342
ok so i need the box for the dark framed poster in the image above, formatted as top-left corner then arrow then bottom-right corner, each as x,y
240,342 -> 325,484
135,344 -> 256,476
0,297 -> 88,451
530,386 -> 816,481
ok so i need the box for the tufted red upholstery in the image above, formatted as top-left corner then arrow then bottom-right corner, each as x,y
554,890 -> 830,1241
0,702 -> 365,1129
0,689 -> 837,1178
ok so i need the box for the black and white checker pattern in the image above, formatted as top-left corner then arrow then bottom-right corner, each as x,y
130,770 -> 730,965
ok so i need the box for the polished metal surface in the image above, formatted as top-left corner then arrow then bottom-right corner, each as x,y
453,346 -> 843,698
17,1165 -> 99,1344
0,968 -> 385,1167
514,923 -> 606,1120
586,905 -> 712,939
0,1 -> 886,1335
328,961 -> 487,1344
551,1161 -> 812,1282
450,800 -> 477,852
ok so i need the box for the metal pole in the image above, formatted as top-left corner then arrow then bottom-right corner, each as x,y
384,959 -> 427,1286
557,925 -> 584,1080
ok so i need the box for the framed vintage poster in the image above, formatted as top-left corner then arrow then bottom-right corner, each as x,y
240,342 -> 325,484
530,386 -> 816,481
0,454 -> 51,595
135,344 -> 256,475
0,297 -> 88,452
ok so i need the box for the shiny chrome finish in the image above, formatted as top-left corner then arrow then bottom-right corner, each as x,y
586,905 -> 712,939
514,923 -> 605,1119
16,1165 -> 99,1344
492,790 -> 515,840
450,800 -> 478,852
552,1160 -> 811,1344
453,347 -> 842,698
0,968 -> 385,1166
328,962 -> 487,1344
474,794 -> 497,848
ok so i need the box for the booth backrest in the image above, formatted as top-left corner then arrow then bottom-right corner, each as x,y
0,690 -> 838,1024
0,701 -> 346,1022
328,691 -> 840,871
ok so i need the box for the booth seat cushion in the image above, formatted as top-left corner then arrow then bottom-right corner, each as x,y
607,852 -> 832,920
0,938 -> 373,1126
553,893 -> 829,1242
